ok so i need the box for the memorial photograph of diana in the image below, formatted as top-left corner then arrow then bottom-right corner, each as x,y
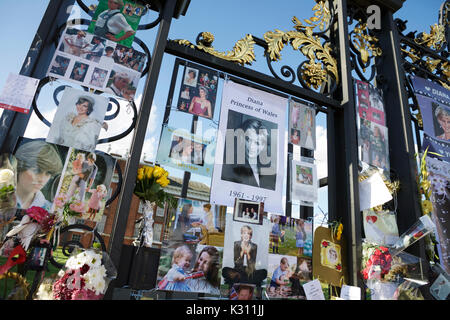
220,110 -> 277,191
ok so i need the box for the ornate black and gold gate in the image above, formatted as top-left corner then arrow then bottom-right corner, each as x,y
0,0 -> 448,299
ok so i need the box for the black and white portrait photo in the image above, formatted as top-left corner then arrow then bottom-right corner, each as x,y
220,110 -> 277,191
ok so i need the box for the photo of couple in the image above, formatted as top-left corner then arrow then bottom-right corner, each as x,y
177,65 -> 218,120
155,126 -> 215,178
169,135 -> 206,166
233,199 -> 263,225
52,148 -> 115,223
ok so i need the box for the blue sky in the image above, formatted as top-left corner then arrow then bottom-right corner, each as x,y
0,0 -> 445,220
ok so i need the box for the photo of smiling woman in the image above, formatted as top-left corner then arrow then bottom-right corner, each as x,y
46,88 -> 109,152
14,139 -> 64,210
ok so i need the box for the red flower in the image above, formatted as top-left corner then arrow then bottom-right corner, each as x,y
321,241 -> 329,247
26,206 -> 49,224
336,264 -> 342,271
413,231 -> 424,239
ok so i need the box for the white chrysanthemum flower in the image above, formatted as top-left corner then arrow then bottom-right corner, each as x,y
84,266 -> 107,295
35,282 -> 54,300
0,168 -> 14,187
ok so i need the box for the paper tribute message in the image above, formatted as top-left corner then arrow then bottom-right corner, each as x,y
0,73 -> 39,114
210,80 -> 287,213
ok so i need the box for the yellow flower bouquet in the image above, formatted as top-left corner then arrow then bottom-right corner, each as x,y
133,165 -> 177,210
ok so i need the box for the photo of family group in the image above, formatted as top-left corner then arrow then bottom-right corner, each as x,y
88,0 -> 144,48
47,27 -> 145,100
356,80 -> 390,173
51,147 -> 115,223
289,100 -> 316,150
177,65 -> 219,119
232,198 -> 264,225
155,126 -> 215,177
157,243 -> 223,295
46,87 -> 109,153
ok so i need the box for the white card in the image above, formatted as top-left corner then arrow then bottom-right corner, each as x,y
359,172 -> 392,211
340,284 -> 361,300
0,73 -> 39,114
303,279 -> 325,300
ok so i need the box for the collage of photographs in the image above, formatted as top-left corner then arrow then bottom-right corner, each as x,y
289,100 -> 316,150
154,197 -> 314,300
177,65 -> 219,119
356,80 -> 390,173
10,137 -> 115,225
47,26 -> 146,100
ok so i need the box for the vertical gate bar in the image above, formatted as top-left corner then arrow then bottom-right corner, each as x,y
326,108 -> 337,222
162,58 -> 182,125
107,0 -> 177,273
375,9 -> 425,259
0,0 -> 75,153
333,0 -> 363,289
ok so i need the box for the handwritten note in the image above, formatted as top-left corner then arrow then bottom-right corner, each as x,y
303,279 -> 325,300
0,73 -> 39,114
340,284 -> 361,300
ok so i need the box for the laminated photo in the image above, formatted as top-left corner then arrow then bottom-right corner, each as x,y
266,254 -> 308,299
47,27 -> 146,100
289,100 -> 316,150
177,65 -> 219,119
355,80 -> 390,173
291,159 -> 318,203
51,147 -> 116,223
268,214 -> 313,258
155,125 -> 215,177
0,73 -> 39,114
88,0 -> 144,48
46,87 -> 109,152
221,212 -> 270,296
13,138 -> 69,212
210,81 -> 287,213
157,242 -> 223,295
167,198 -> 225,247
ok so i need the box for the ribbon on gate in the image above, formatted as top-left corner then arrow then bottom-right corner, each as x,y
0,245 -> 27,275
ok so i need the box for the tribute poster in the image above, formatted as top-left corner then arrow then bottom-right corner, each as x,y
411,75 -> 450,162
210,81 -> 287,213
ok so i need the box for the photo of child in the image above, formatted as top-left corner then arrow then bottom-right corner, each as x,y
158,245 -> 194,292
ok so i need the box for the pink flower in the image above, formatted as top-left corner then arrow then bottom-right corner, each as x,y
26,206 -> 49,224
